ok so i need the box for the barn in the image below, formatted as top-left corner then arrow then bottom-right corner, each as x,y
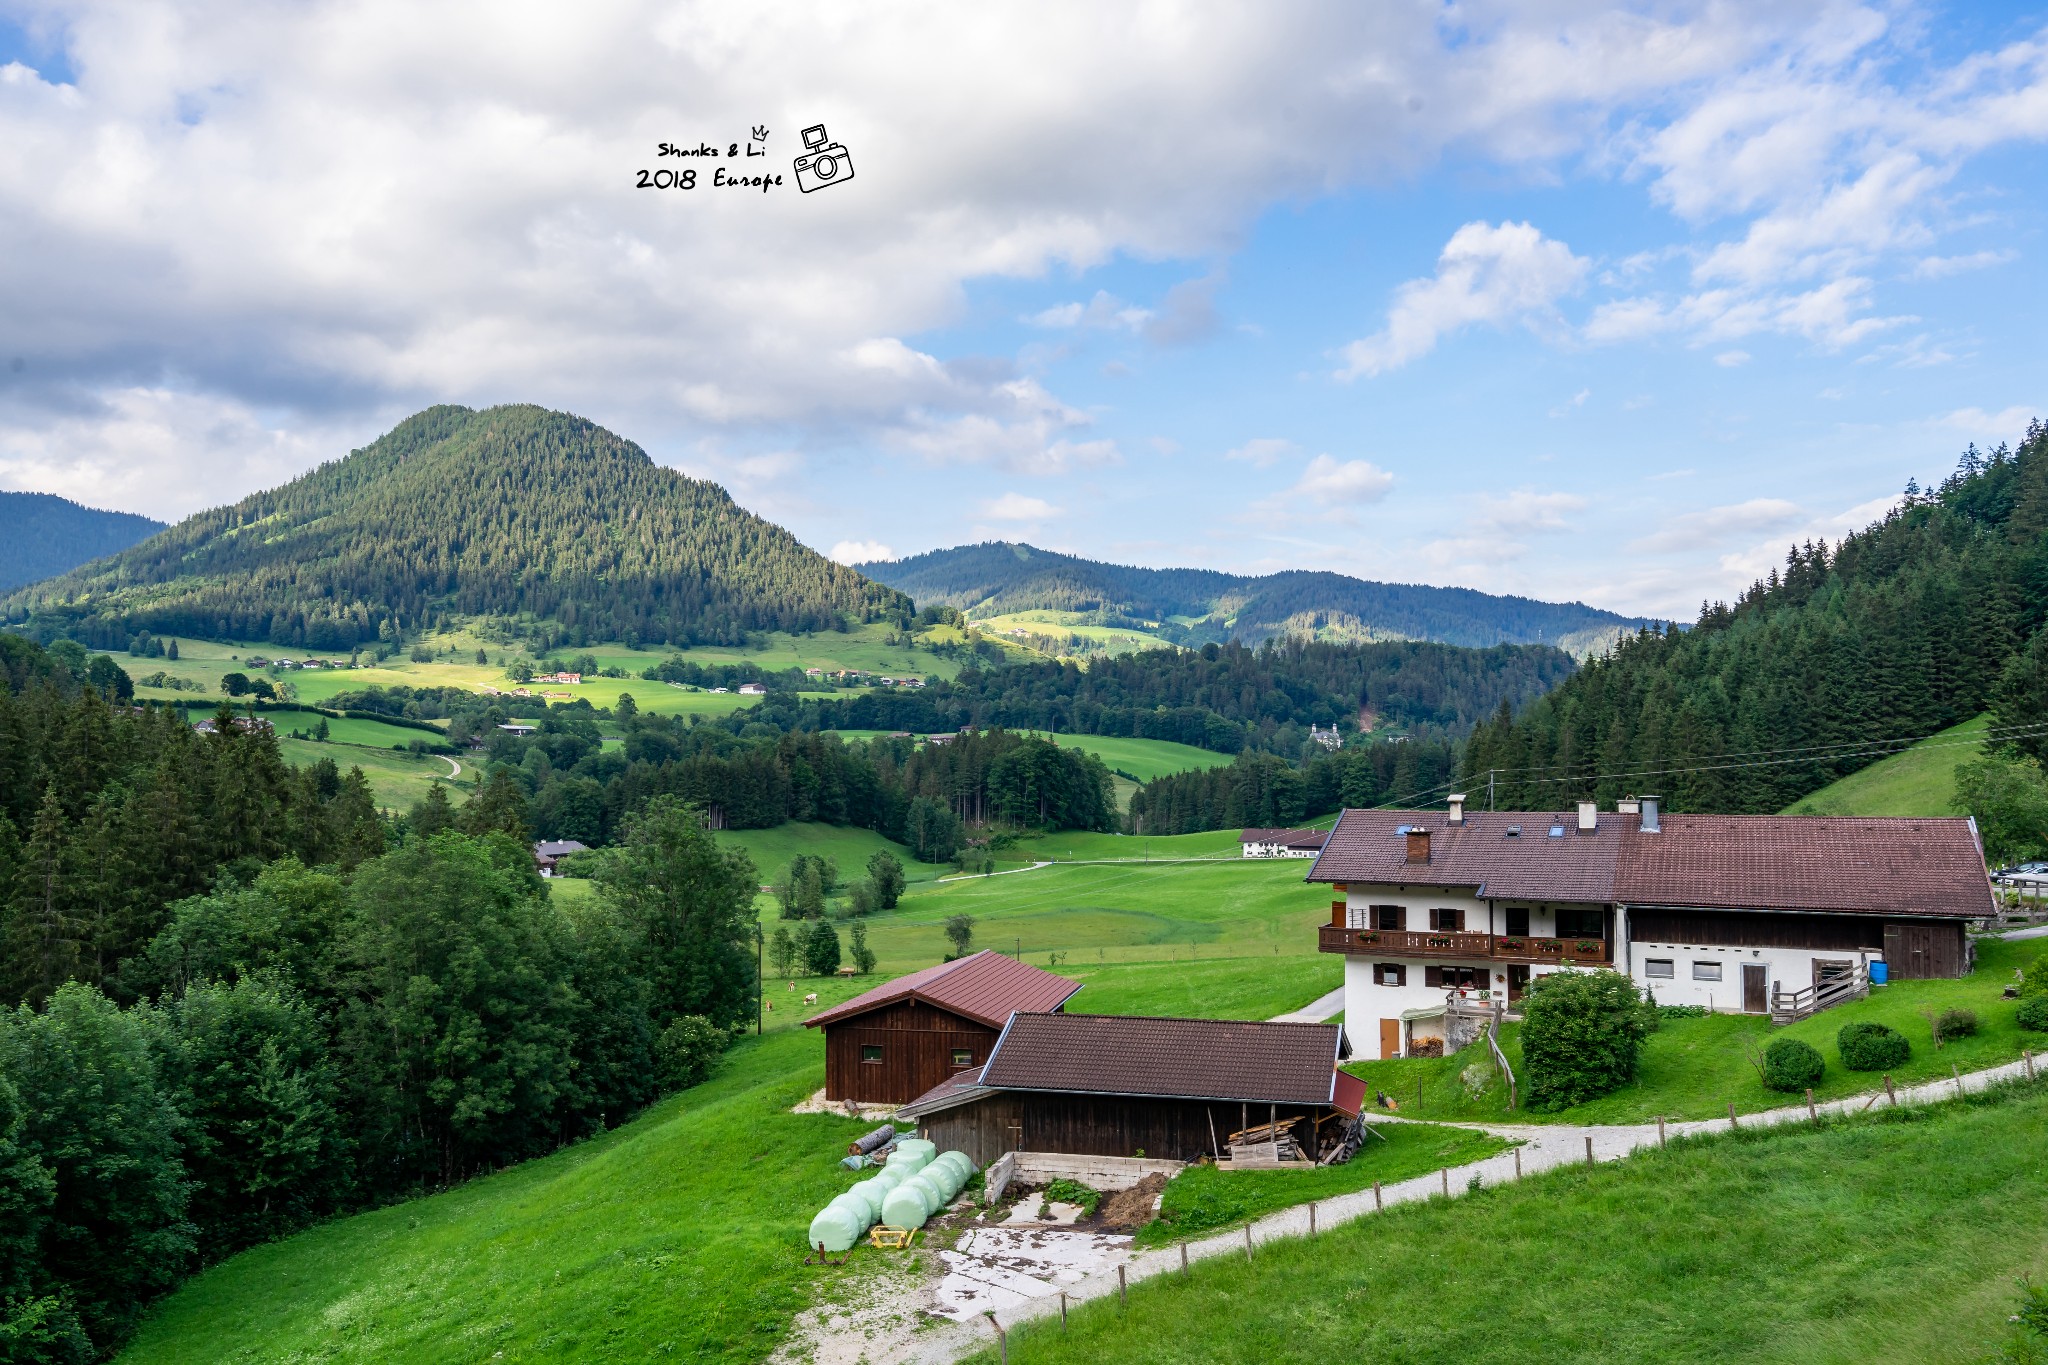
804,951 -> 1081,1105
897,1013 -> 1357,1167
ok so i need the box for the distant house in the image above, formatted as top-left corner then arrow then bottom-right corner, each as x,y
533,839 -> 590,877
898,1013 -> 1356,1167
534,671 -> 581,685
804,668 -> 823,677
924,732 -> 956,745
737,682 -> 767,695
804,951 -> 1081,1105
1241,828 -> 1328,859
1308,724 -> 1342,750
709,687 -> 730,694
192,715 -> 276,736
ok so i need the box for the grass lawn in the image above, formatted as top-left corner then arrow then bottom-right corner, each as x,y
714,822 -> 946,889
274,739 -> 467,811
1019,733 -> 1230,782
975,1079 -> 2048,1365
1784,713 -> 1988,816
1345,934 -> 2048,1124
1135,1122 -> 1508,1245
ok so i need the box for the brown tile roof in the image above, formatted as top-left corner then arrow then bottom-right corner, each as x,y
1240,828 -> 1328,848
1307,808 -> 1993,919
975,1013 -> 1347,1106
896,1065 -> 996,1120
1615,813 -> 1993,919
1306,808 -> 1623,903
803,950 -> 1082,1031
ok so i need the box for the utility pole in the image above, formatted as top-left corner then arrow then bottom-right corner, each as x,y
754,923 -> 764,1035
1488,769 -> 1496,811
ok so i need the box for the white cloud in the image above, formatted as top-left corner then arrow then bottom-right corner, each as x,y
1911,249 -> 2016,279
1627,497 -> 1803,554
1224,437 -> 1294,468
829,539 -> 894,565
1714,349 -> 1751,367
1290,454 -> 1394,505
1476,488 -> 1587,533
1339,221 -> 1588,378
1935,406 -> 2040,439
980,491 -> 1062,522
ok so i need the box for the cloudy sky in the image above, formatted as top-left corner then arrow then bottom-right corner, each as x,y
1,0 -> 2045,618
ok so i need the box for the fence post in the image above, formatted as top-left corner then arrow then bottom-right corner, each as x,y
1952,1062 -> 1964,1098
985,1313 -> 1006,1365
1884,1074 -> 1897,1106
1512,1147 -> 1521,1179
1373,1180 -> 1382,1210
1805,1088 -> 1817,1122
1656,1115 -> 1666,1148
1310,1202 -> 1317,1237
1180,1243 -> 1189,1277
1243,1226 -> 1253,1262
2027,1049 -> 2037,1082
1060,1291 -> 1068,1329
1584,1135 -> 1594,1166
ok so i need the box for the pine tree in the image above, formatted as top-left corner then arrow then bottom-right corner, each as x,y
3,788 -> 83,1008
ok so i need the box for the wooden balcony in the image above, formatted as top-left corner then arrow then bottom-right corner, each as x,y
1317,924 -> 1612,966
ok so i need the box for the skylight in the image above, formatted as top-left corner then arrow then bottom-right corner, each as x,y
1548,825 -> 1565,838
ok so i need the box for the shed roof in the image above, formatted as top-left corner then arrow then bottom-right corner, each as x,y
896,1065 -> 997,1121
1306,808 -> 1993,919
974,1012 -> 1347,1106
803,950 -> 1082,1031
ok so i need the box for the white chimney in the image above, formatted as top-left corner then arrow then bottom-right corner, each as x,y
1616,797 -> 1640,815
1577,801 -> 1597,833
1447,793 -> 1466,826
1640,794 -> 1661,833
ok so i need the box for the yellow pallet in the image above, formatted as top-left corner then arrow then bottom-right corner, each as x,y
869,1225 -> 917,1250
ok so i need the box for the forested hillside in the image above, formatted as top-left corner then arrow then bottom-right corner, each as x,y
760,638 -> 1574,755
1,405 -> 908,650
1463,420 -> 2048,813
864,541 -> 1646,654
0,491 -> 164,593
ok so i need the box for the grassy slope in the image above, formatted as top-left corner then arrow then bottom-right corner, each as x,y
713,822 -> 947,887
1345,934 -> 2048,1124
1783,713 -> 1988,816
974,1082 -> 2048,1365
274,738 -> 468,810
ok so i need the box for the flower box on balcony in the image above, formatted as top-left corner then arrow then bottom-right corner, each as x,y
1425,936 -> 1454,949
1576,940 -> 1604,955
1499,938 -> 1526,951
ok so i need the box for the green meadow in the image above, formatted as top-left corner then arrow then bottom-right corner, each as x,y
1782,713 -> 1988,817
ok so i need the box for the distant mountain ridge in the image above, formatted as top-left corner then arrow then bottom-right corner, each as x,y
862,541 -> 1649,656
0,490 -> 165,593
3,404 -> 908,650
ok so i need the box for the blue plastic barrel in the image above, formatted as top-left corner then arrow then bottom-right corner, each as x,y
1869,961 -> 1888,985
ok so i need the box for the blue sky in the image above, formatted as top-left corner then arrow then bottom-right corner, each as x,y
1,1 -> 2045,617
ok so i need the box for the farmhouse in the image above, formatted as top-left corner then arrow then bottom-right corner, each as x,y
898,1013 -> 1356,1167
1312,795 -> 1996,1060
737,682 -> 767,695
532,839 -> 589,876
534,671 -> 582,685
192,714 -> 276,736
1241,827 -> 1328,859
803,951 -> 1081,1105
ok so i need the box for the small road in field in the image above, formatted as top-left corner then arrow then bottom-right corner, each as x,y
936,861 -> 1052,882
1269,986 -> 1345,1023
440,755 -> 462,780
900,1049 -> 2046,1363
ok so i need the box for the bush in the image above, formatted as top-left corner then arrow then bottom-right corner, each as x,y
1520,969 -> 1651,1110
1040,1178 -> 1101,1218
1936,1007 -> 1979,1043
1837,1020 -> 1911,1071
804,919 -> 842,976
2018,996 -> 2048,1032
654,1016 -> 729,1091
1761,1037 -> 1825,1092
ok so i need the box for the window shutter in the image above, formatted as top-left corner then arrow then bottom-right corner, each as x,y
1424,966 -> 1443,988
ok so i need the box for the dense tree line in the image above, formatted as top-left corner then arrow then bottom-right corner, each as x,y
4,404 -> 909,651
1127,738 -> 1458,834
866,541 -> 1645,651
761,638 -> 1573,756
1463,422 -> 2048,813
1,798 -> 757,1361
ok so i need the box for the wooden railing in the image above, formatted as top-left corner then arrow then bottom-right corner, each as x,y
1770,961 -> 1870,1026
1484,1021 -> 1517,1112
1317,925 -> 1611,965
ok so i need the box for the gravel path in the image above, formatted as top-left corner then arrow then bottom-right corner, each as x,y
898,1049 -> 2045,1363
1269,986 -> 1345,1023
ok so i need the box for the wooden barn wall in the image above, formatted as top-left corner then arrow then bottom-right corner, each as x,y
919,1094 -> 1327,1165
1883,920 -> 1967,979
822,999 -> 997,1104
1628,908 -> 1885,951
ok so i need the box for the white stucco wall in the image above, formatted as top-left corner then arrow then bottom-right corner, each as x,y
1626,939 -> 1880,1013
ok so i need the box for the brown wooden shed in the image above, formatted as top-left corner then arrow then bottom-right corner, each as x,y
897,1013 -> 1354,1167
804,951 -> 1081,1104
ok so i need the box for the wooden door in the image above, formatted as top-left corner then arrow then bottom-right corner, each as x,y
1379,1018 -> 1401,1059
1506,965 -> 1530,1001
1741,963 -> 1767,1013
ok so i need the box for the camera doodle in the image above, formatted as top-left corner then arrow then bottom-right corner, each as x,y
792,125 -> 854,193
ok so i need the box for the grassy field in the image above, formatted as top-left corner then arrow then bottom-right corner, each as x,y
973,1079 -> 2048,1365
713,822 -> 947,889
1136,1122 -> 1507,1245
974,609 -> 1168,656
1020,732 -> 1229,782
1783,713 -> 1987,816
1345,933 -> 2048,1125
274,739 -> 467,810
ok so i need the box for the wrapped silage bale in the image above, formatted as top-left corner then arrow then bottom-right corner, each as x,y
924,1157 -> 964,1202
847,1177 -> 890,1223
880,1181 -> 931,1230
828,1192 -> 874,1230
937,1150 -> 975,1186
807,1203 -> 863,1253
892,1138 -> 937,1169
906,1170 -> 948,1214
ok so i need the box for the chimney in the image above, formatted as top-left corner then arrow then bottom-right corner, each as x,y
1405,828 -> 1431,864
1577,802 -> 1597,833
1616,796 -> 1640,815
1640,794 -> 1661,833
1447,794 -> 1466,826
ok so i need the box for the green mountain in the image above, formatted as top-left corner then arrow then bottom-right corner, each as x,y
2,404 -> 908,650
1464,419 -> 2047,814
0,490 -> 164,593
862,541 -> 1647,656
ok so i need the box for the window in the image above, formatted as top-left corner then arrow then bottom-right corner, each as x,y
950,1049 -> 973,1067
1429,907 -> 1465,932
1373,963 -> 1406,987
1692,961 -> 1723,982
1425,965 -> 1486,990
1371,905 -> 1406,931
1504,907 -> 1531,937
1645,959 -> 1675,979
860,1045 -> 883,1064
1556,908 -> 1605,938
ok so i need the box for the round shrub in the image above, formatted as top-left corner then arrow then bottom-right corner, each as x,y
1761,1037 -> 1825,1092
1520,969 -> 1651,1111
1836,1020 -> 1911,1072
1936,1007 -> 1978,1042
2018,996 -> 2048,1032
